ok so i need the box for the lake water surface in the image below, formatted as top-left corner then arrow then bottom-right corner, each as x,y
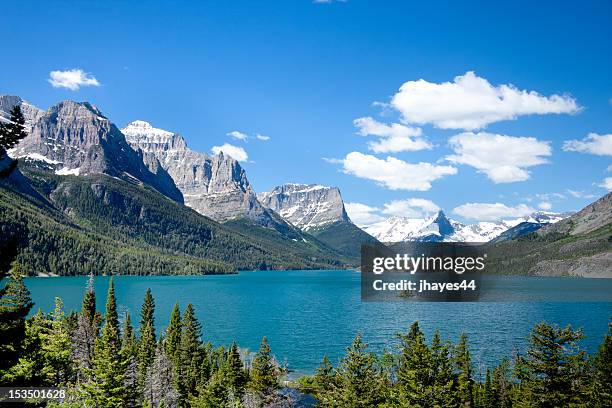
24,270 -> 612,378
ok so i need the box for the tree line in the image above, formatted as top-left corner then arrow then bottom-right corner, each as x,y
0,264 -> 610,407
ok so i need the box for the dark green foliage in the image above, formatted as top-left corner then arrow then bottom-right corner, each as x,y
0,263 -> 33,378
180,303 -> 206,398
515,321 -> 587,407
0,105 -> 27,155
83,279 -> 127,407
0,162 -> 352,277
591,322 -> 612,407
455,333 -> 474,407
138,289 -> 157,389
249,336 -> 280,404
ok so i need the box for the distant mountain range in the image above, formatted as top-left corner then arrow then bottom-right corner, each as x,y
364,210 -> 569,243
1,94 -> 608,277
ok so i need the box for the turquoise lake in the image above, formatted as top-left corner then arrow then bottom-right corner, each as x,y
24,270 -> 612,379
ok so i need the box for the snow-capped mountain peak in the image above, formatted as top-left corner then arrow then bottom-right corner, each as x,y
363,210 -> 569,243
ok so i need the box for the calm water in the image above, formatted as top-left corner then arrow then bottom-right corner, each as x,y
24,271 -> 612,379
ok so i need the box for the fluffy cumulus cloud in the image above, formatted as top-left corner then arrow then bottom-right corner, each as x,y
390,71 -> 579,130
48,69 -> 100,91
452,202 -> 534,221
211,143 -> 248,162
226,130 -> 248,141
256,134 -> 270,141
353,117 -> 431,153
381,198 -> 440,218
599,177 -> 612,191
563,133 -> 612,156
340,152 -> 457,191
446,132 -> 551,183
344,202 -> 385,226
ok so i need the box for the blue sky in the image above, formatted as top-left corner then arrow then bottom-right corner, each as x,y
1,0 -> 611,225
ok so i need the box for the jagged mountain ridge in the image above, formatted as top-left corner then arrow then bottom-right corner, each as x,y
257,183 -> 351,230
364,210 -> 569,243
1,96 -> 182,202
121,120 -> 289,230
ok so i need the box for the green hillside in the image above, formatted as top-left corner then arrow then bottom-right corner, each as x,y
0,161 -> 350,276
307,220 -> 380,262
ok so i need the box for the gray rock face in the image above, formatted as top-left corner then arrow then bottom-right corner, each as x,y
0,95 -> 44,130
2,97 -> 182,203
539,192 -> 612,236
121,120 -> 279,225
257,183 -> 350,230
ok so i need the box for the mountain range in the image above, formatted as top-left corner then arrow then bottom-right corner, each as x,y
363,210 -> 569,243
1,94 -> 608,277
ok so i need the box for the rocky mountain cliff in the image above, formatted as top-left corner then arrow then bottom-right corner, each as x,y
257,183 -> 350,230
364,210 -> 568,243
1,96 -> 182,202
121,120 -> 290,229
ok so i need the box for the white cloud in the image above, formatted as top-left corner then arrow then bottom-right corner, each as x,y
353,117 -> 431,153
227,130 -> 248,141
446,132 -> 551,183
598,177 -> 612,191
48,69 -> 100,91
211,143 -> 248,162
538,201 -> 552,210
381,198 -> 440,218
608,165 -> 612,172
563,133 -> 612,156
340,152 -> 457,191
256,134 -> 270,141
390,71 -> 580,130
344,202 -> 385,226
566,189 -> 597,199
452,202 -> 534,221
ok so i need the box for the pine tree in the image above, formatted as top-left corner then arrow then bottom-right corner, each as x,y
249,336 -> 279,405
0,263 -> 34,378
138,289 -> 156,389
122,312 -> 139,408
40,297 -> 73,385
455,333 -> 474,408
226,341 -> 247,399
396,322 -> 434,406
430,330 -> 456,407
516,321 -> 587,407
0,105 -> 27,157
591,322 -> 612,407
180,303 -> 206,398
333,333 -> 384,408
165,303 -> 182,359
72,276 -> 99,381
83,278 -> 126,407
313,355 -> 337,396
491,358 -> 512,408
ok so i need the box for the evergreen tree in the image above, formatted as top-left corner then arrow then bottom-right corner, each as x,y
40,297 -> 73,385
430,330 -> 456,407
72,276 -> 99,381
516,321 -> 587,407
192,370 -> 229,408
122,312 -> 139,408
248,336 -> 279,405
313,355 -> 337,396
396,322 -> 434,406
138,288 -> 157,388
0,263 -> 34,378
333,333 -> 384,408
166,303 -> 182,359
226,341 -> 247,399
143,343 -> 180,408
180,304 -> 206,398
83,278 -> 126,407
455,333 -> 474,407
591,322 -> 612,407
0,105 -> 27,157
491,358 -> 512,408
